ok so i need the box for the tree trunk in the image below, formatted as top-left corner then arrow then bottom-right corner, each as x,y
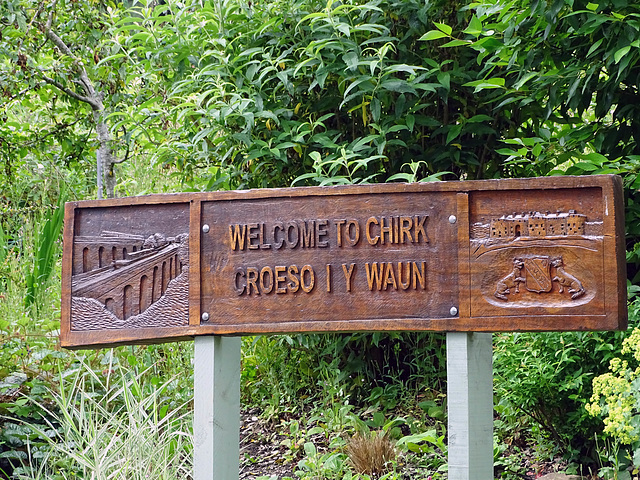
93,113 -> 116,198
43,24 -> 118,198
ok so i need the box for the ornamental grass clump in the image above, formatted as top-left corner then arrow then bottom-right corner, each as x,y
346,430 -> 397,476
18,357 -> 192,480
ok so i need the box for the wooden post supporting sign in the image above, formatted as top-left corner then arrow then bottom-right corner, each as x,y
58,175 -> 628,479
447,333 -> 493,480
193,336 -> 241,480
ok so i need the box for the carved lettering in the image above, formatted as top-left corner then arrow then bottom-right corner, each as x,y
260,266 -> 274,294
326,264 -> 332,292
301,220 -> 315,248
412,261 -> 427,290
400,217 -> 413,244
414,215 -> 428,243
366,217 -> 379,245
366,215 -> 429,245
246,267 -> 259,295
366,261 -> 426,291
366,262 -> 385,290
285,222 -> 299,248
345,220 -> 359,246
275,266 -> 287,294
342,263 -> 356,292
234,267 -> 246,295
288,265 -> 300,293
300,265 -> 315,293
380,216 -> 393,244
335,219 -> 346,247
384,262 -> 398,290
234,264 -> 316,295
229,224 -> 247,250
248,223 -> 260,250
272,222 -> 285,249
260,223 -> 271,249
316,220 -> 329,247
398,262 -> 411,290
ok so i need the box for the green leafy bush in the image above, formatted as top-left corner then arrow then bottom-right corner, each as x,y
494,326 -> 637,463
242,332 -> 446,415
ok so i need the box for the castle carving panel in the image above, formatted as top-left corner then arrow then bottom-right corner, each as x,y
469,188 -> 605,317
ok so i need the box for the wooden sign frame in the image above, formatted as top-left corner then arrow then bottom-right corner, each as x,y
60,175 -> 627,348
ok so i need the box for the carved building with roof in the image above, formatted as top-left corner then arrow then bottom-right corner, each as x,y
490,210 -> 585,239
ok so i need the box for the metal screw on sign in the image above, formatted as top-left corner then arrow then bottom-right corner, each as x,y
449,215 -> 457,224
450,306 -> 458,316
202,224 -> 210,233
201,312 -> 210,321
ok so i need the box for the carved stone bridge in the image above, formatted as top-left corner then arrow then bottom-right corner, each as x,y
72,232 -> 187,321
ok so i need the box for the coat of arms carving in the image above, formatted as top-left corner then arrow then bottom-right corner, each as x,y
494,255 -> 585,302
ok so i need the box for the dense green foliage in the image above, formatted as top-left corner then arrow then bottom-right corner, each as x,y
4,0 -> 640,477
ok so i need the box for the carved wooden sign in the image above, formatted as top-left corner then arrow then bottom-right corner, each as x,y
60,175 -> 627,348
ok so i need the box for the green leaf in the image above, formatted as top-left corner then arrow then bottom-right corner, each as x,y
532,143 -> 543,157
583,152 -> 608,165
437,72 -> 450,91
463,77 -> 505,92
419,30 -> 448,41
343,51 -> 359,71
406,114 -> 415,132
446,124 -> 462,144
16,13 -> 27,31
513,72 -> 538,90
434,22 -> 453,35
463,15 -> 483,36
572,162 -> 599,171
614,45 -> 631,64
371,97 -> 381,123
467,114 -> 494,123
380,80 -> 417,94
442,39 -> 472,47
587,38 -> 604,57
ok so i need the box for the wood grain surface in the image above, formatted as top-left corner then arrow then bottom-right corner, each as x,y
60,175 -> 627,348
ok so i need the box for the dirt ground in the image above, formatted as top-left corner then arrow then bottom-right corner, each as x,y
238,409 -> 582,480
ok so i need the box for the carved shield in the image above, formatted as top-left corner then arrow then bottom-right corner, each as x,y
524,256 -> 552,293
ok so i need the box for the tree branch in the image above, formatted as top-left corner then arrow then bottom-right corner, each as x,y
40,74 -> 99,108
45,0 -> 58,32
42,22 -> 102,108
43,25 -> 73,58
17,0 -> 46,57
20,118 -> 84,148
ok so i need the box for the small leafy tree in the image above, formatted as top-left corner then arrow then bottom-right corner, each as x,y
0,0 -> 178,198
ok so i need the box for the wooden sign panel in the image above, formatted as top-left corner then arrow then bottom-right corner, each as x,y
60,175 -> 627,348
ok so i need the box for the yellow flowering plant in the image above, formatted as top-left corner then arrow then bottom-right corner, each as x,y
587,325 -> 640,475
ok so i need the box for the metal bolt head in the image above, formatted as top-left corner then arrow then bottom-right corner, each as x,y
202,224 -> 210,233
449,215 -> 457,224
450,306 -> 458,316
201,312 -> 210,321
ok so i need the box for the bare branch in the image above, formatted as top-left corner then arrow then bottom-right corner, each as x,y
20,118 -> 84,148
41,25 -> 103,109
40,74 -> 99,108
17,0 -> 46,56
44,27 -> 74,59
45,0 -> 58,32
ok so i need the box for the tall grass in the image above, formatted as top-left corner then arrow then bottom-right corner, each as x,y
24,189 -> 66,311
14,358 -> 192,480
